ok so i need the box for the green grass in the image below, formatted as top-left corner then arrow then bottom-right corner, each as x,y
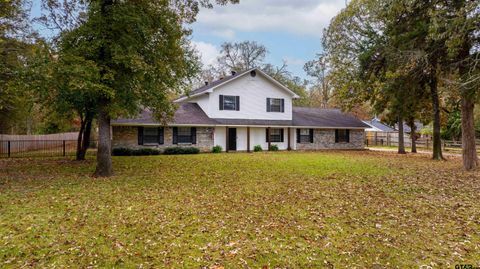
1,151 -> 479,268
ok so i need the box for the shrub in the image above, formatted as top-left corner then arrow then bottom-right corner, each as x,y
212,145 -> 222,153
253,145 -> 262,152
269,144 -> 279,151
163,146 -> 200,155
112,147 -> 160,156
136,148 -> 161,156
112,147 -> 132,156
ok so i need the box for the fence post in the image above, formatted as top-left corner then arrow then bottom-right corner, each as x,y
8,141 -> 11,157
426,139 -> 429,149
63,140 -> 66,156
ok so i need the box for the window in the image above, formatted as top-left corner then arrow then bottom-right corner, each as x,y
335,129 -> 350,143
138,127 -> 163,145
266,128 -> 284,142
178,127 -> 192,143
219,95 -> 240,111
267,98 -> 284,112
298,129 -> 313,143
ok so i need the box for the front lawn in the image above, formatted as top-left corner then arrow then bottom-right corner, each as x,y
1,151 -> 479,267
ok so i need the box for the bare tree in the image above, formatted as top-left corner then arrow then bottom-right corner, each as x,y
304,54 -> 331,108
217,41 -> 267,71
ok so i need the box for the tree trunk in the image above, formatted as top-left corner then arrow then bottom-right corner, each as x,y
77,114 -> 93,161
409,120 -> 417,153
94,104 -> 113,177
398,115 -> 406,154
76,118 -> 86,160
461,96 -> 478,170
430,74 -> 443,160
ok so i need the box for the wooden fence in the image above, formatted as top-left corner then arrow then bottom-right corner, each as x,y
0,132 -> 96,158
365,131 -> 480,150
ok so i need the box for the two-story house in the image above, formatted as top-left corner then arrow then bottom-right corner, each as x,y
111,68 -> 369,152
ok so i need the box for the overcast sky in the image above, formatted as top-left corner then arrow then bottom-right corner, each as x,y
31,0 -> 346,80
190,0 -> 347,79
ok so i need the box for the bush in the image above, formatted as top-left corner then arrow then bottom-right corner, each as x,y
112,147 -> 132,156
269,144 -> 279,151
112,147 -> 160,156
163,146 -> 200,155
253,145 -> 262,152
212,145 -> 222,153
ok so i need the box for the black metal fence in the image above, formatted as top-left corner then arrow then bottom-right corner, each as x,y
0,140 -> 97,158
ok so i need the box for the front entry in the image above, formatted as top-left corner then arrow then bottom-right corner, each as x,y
228,128 -> 237,151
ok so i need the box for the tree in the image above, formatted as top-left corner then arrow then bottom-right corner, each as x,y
431,0 -> 479,170
217,41 -> 267,71
42,0 -> 236,177
304,53 -> 331,108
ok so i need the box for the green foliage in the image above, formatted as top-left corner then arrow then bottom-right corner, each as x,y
269,144 -> 279,151
212,145 -> 222,153
163,147 -> 200,155
253,145 -> 262,152
112,147 -> 161,156
442,110 -> 462,140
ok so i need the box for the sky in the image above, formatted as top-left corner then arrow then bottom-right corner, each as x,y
189,0 -> 347,80
31,0 -> 347,80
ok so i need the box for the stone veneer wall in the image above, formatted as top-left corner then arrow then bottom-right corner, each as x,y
296,129 -> 364,150
112,126 -> 214,152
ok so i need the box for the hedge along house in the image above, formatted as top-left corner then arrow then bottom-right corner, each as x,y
111,68 -> 369,152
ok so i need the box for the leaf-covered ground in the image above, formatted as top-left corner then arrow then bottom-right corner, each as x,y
0,151 -> 479,268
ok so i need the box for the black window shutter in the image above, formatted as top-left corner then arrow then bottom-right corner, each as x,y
309,129 -> 314,143
281,99 -> 285,112
191,127 -> 197,144
296,129 -> 300,143
280,129 -> 284,142
266,98 -> 271,112
219,95 -> 224,110
138,127 -> 144,145
266,128 -> 269,142
158,127 -> 164,144
335,129 -> 339,143
173,127 -> 178,144
346,129 -> 350,143
236,96 -> 240,111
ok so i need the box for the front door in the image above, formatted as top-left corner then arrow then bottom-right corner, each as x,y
228,128 -> 237,151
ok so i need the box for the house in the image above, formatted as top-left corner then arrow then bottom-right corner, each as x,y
111,68 -> 369,152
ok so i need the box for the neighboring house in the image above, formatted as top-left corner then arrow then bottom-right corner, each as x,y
363,117 -> 396,133
112,68 -> 369,152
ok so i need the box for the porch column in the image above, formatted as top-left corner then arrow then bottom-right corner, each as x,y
287,127 -> 291,150
247,126 -> 251,152
267,127 -> 271,151
226,126 -> 229,152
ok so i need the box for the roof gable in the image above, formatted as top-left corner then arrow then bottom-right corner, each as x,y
175,68 -> 299,102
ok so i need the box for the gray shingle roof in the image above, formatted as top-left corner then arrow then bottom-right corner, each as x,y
363,118 -> 396,132
112,103 -> 216,125
176,69 -> 253,100
292,107 -> 369,128
113,104 -> 368,128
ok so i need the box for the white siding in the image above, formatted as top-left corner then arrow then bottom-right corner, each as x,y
214,126 -> 226,151
214,126 -> 292,151
194,73 -> 293,120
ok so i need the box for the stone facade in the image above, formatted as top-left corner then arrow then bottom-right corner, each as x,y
296,129 -> 364,150
112,126 -> 214,152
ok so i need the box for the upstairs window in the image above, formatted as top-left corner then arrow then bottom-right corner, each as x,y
219,95 -> 240,111
297,129 -> 313,143
335,129 -> 350,143
266,98 -> 284,112
266,128 -> 284,142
